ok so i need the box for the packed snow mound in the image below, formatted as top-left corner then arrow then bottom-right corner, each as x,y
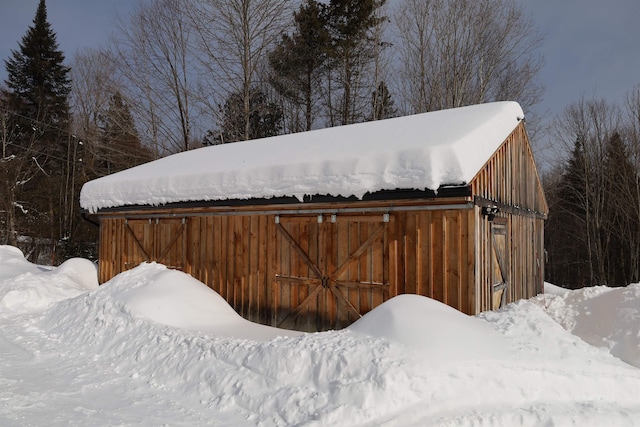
37,265 -> 640,426
54,257 -> 100,291
2,250 -> 640,426
38,262 -> 299,341
80,102 -> 524,212
120,265 -> 302,340
0,247 -> 97,317
349,294 -> 508,363
0,245 -> 51,281
0,244 -> 26,262
537,283 -> 640,367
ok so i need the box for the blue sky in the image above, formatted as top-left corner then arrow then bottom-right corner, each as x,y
518,0 -> 640,119
0,0 -> 134,75
1,0 -> 640,125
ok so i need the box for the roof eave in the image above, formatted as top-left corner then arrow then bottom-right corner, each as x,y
83,185 -> 472,215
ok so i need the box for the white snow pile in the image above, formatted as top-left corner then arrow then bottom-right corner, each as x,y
1,245 -> 639,426
348,294 -> 509,365
538,283 -> 640,367
0,246 -> 98,317
80,102 -> 524,212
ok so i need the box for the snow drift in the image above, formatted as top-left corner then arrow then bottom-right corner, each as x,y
0,246 -> 98,317
1,245 -> 639,426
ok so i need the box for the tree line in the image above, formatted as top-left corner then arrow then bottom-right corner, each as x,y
544,91 -> 640,288
3,0 -> 639,289
1,0 -> 543,262
97,0 -> 544,149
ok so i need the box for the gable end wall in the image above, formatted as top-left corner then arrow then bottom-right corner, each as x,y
471,122 -> 547,312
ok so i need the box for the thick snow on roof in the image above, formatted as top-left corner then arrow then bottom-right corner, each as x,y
80,101 -> 524,212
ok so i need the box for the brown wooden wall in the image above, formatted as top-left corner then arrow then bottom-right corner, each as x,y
97,201 -> 480,331
469,122 -> 547,313
474,210 -> 545,313
392,209 -> 476,315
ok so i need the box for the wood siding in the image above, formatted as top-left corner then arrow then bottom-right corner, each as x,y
474,212 -> 545,313
97,201 -> 478,330
471,121 -> 547,214
470,123 -> 547,312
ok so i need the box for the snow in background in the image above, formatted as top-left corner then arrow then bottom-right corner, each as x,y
1,245 -> 639,426
80,102 -> 524,212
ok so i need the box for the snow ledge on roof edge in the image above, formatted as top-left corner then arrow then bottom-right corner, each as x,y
80,101 -> 524,213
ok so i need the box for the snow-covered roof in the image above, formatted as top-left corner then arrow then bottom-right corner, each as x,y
80,101 -> 524,212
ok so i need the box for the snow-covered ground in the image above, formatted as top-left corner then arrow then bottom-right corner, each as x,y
1,245 -> 639,426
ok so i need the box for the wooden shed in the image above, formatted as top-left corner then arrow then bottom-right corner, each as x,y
81,102 -> 548,332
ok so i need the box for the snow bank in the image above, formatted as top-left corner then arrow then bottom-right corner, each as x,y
0,246 -> 98,317
113,264 -> 302,341
1,250 -> 639,426
543,281 -> 570,295
35,264 -> 640,426
80,102 -> 524,212
0,245 -> 50,281
536,283 -> 640,367
37,264 -> 428,425
349,294 -> 508,363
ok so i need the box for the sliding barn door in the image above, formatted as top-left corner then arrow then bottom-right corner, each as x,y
274,214 -> 392,331
123,218 -> 187,271
491,219 -> 509,310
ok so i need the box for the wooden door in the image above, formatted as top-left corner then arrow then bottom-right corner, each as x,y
274,214 -> 392,331
124,218 -> 187,271
491,219 -> 509,309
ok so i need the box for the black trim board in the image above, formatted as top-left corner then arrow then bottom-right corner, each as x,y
474,196 -> 547,220
85,186 -> 472,214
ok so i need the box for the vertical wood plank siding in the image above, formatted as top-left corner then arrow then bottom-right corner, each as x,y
95,123 -> 547,330
97,204 -> 478,330
470,122 -> 547,312
471,122 -> 547,213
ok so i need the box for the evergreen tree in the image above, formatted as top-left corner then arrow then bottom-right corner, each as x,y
269,0 -> 331,131
545,135 -> 591,288
97,91 -> 153,175
603,132 -> 638,285
4,0 -> 70,137
325,0 -> 387,125
210,88 -> 283,145
369,81 -> 396,120
2,0 -> 72,247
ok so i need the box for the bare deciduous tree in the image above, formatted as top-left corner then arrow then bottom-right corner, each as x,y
190,0 -> 291,141
395,0 -> 544,114
622,86 -> 640,279
69,47 -> 119,183
114,0 -> 198,154
547,97 -> 640,286
70,48 -> 117,141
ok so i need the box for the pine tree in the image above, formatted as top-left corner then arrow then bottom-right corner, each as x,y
211,88 -> 283,144
97,91 -> 153,175
4,0 -> 70,137
603,132 -> 637,285
269,0 -> 331,131
325,0 -> 387,125
2,0 -> 71,248
369,81 -> 396,120
545,135 -> 591,287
